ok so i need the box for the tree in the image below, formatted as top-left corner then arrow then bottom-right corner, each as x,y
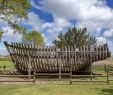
0,31 -> 3,41
0,0 -> 31,40
53,27 -> 97,48
22,31 -> 45,46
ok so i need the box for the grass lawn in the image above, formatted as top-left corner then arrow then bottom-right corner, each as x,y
0,58 -> 113,95
0,84 -> 113,95
0,61 -> 14,71
92,65 -> 105,74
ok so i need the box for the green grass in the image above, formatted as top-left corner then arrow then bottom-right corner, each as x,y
0,60 -> 14,71
0,57 -> 11,61
92,65 -> 105,74
0,58 -> 113,95
0,84 -> 112,95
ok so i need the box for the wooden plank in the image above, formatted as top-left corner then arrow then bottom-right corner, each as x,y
0,75 -> 34,77
9,42 -> 18,70
35,73 -> 70,76
49,47 -> 52,72
0,80 -> 33,82
73,45 -> 76,71
35,47 -> 40,72
19,43 -> 24,72
70,80 -> 107,82
56,48 -> 59,73
54,47 -> 57,72
53,47 -> 57,72
41,48 -> 45,72
71,75 -> 107,77
34,44 -> 38,72
59,47 -> 62,80
28,44 -> 32,79
32,44 -> 36,72
4,42 -> 111,74
15,43 -> 22,72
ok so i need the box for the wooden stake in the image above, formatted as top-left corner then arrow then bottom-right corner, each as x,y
28,56 -> 31,80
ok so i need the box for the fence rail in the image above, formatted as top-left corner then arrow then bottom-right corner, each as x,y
0,65 -> 113,84
0,74 -> 35,84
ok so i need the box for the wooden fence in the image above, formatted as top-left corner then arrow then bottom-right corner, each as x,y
0,65 -> 112,84
0,74 -> 35,84
70,65 -> 113,84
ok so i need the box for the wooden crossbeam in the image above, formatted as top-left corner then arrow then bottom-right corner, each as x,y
4,41 -> 111,74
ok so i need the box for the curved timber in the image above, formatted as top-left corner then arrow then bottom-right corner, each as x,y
4,42 -> 111,74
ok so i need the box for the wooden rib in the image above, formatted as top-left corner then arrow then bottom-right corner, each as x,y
4,42 -> 111,74
33,44 -> 38,72
36,47 -> 41,72
47,47 -> 50,72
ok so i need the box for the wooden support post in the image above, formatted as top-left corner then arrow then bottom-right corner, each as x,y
33,72 -> 36,85
89,46 -> 93,81
59,62 -> 61,80
90,55 -> 92,81
107,70 -> 109,84
28,56 -> 31,80
104,65 -> 107,73
90,63 -> 92,81
70,72 -> 72,85
90,74 -> 93,82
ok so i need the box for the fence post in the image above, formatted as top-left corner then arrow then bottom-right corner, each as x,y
104,65 -> 106,73
28,55 -> 31,80
107,70 -> 109,84
90,57 -> 93,81
70,72 -> 72,85
90,74 -> 93,82
89,54 -> 92,82
33,72 -> 36,85
59,62 -> 61,81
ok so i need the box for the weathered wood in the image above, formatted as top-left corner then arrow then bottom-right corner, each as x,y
0,75 -> 34,77
4,42 -> 111,74
0,80 -> 33,82
71,75 -> 107,77
70,80 -> 107,82
0,74 -> 35,84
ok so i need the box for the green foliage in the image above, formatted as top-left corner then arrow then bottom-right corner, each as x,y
0,0 -> 31,40
53,27 -> 97,48
0,31 -> 3,41
22,31 -> 45,46
12,24 -> 26,33
0,0 -> 31,18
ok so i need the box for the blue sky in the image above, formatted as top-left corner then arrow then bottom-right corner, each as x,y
0,0 -> 113,55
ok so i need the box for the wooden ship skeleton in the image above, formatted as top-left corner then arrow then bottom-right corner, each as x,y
4,42 -> 111,75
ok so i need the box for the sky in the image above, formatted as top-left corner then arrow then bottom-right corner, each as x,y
0,0 -> 113,55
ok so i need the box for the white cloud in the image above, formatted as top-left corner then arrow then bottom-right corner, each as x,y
28,0 -> 113,54
40,0 -> 109,20
42,16 -> 71,32
107,41 -> 113,54
27,12 -> 44,31
96,37 -> 107,45
0,26 -> 22,56
37,0 -> 113,34
30,0 -> 41,10
42,16 -> 71,44
103,29 -> 113,39
96,37 -> 113,55
2,26 -> 22,42
26,12 -> 71,45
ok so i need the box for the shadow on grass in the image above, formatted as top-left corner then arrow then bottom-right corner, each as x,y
100,89 -> 113,95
